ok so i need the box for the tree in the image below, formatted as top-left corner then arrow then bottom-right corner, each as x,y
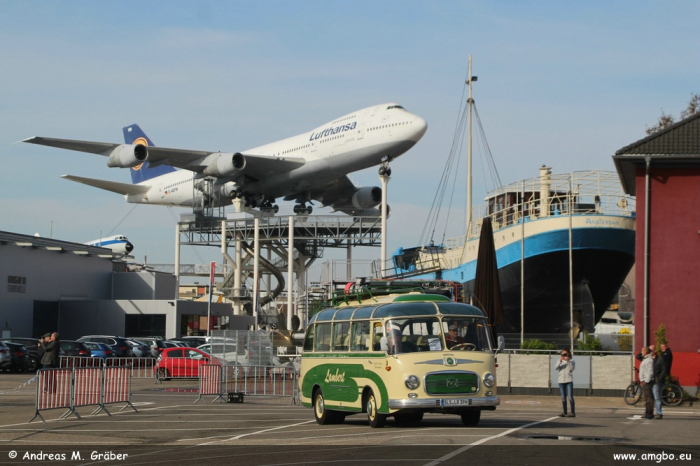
646,93 -> 700,135
654,323 -> 667,351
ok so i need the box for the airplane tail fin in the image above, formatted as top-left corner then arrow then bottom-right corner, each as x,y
123,124 -> 176,184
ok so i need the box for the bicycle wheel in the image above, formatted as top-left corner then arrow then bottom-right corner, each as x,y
624,383 -> 642,405
661,383 -> 683,407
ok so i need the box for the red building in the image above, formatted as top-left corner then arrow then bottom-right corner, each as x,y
614,112 -> 700,393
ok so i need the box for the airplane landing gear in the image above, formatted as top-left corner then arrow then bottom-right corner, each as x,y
378,162 -> 391,177
260,201 -> 279,214
293,204 -> 312,215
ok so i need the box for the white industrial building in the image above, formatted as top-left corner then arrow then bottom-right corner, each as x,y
0,230 -> 247,340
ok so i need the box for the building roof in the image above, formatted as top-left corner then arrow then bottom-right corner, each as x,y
613,112 -> 700,195
0,230 -> 117,258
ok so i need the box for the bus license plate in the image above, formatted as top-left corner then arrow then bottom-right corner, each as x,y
441,399 -> 471,407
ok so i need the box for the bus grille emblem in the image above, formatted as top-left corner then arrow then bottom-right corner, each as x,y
447,378 -> 458,388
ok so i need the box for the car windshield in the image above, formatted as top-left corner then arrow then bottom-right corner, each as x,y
442,317 -> 492,352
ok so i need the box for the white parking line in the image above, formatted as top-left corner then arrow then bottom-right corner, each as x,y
421,416 -> 559,466
195,420 -> 317,445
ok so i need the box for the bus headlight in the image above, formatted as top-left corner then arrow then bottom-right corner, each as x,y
405,375 -> 420,390
483,373 -> 495,388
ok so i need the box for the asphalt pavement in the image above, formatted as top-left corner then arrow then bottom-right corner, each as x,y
0,372 -> 698,465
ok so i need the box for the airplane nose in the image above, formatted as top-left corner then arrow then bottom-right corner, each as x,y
412,117 -> 428,141
125,242 -> 134,253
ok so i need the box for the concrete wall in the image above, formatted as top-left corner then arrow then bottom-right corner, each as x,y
112,271 -> 176,300
0,244 -> 113,337
498,353 -> 634,393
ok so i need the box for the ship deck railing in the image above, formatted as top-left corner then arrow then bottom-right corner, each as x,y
444,170 -> 636,249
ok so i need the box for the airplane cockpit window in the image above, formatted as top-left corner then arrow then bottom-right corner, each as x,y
387,105 -> 405,110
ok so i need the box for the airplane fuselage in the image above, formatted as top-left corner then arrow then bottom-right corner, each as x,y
128,103 -> 426,207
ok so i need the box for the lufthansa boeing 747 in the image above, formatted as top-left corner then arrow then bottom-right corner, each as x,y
23,103 -> 427,215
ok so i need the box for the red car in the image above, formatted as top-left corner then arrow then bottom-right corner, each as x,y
154,347 -> 221,379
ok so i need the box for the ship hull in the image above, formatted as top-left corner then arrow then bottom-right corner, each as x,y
398,222 -> 635,334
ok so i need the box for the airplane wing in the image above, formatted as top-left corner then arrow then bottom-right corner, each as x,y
311,176 -> 383,216
23,137 -> 304,180
61,175 -> 150,196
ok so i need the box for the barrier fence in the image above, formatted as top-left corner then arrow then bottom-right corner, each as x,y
30,366 -> 137,423
195,364 -> 299,404
60,356 -> 155,378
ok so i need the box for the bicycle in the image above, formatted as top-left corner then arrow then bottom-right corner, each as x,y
661,377 -> 684,407
624,367 -> 642,405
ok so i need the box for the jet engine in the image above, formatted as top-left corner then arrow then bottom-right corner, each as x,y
218,182 -> 238,199
106,144 -> 148,168
203,152 -> 246,177
351,187 -> 382,209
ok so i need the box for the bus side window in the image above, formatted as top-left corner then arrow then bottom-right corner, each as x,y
372,322 -> 384,351
352,321 -> 370,351
303,325 -> 315,352
333,322 -> 350,351
315,323 -> 332,352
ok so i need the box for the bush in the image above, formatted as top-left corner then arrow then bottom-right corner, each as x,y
576,330 -> 605,354
520,339 -> 558,352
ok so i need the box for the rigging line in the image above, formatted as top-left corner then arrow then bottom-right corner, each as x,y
439,108 -> 468,244
423,104 -> 469,245
107,204 -> 139,236
419,81 -> 470,246
474,104 -> 502,188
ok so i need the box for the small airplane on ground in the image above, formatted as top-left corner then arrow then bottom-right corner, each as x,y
84,235 -> 133,255
23,103 -> 427,215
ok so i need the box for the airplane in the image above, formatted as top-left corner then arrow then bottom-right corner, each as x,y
84,235 -> 134,255
22,103 -> 427,215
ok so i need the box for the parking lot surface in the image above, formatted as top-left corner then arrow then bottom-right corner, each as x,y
1,373 -> 698,465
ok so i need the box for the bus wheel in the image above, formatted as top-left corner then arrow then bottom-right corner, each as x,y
394,412 -> 424,425
460,410 -> 481,427
313,389 -> 336,425
366,390 -> 387,428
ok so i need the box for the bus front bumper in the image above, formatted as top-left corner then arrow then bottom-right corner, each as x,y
389,395 -> 500,410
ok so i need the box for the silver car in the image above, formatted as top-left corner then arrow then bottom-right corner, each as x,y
0,341 -> 11,370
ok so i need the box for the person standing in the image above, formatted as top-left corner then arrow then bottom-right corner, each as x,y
660,343 -> 673,379
555,348 -> 576,417
651,347 -> 667,419
639,346 -> 654,420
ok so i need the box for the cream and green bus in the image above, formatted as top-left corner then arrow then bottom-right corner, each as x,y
299,293 -> 501,428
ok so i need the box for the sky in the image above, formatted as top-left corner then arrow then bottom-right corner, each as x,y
1,1 -> 698,280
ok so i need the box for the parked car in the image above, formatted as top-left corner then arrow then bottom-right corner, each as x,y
170,336 -> 206,347
3,337 -> 44,371
134,338 -> 174,358
59,340 -> 91,357
0,341 -> 11,370
77,336 -> 134,357
1,342 -> 31,373
81,341 -> 113,358
154,347 -> 222,380
126,339 -> 151,358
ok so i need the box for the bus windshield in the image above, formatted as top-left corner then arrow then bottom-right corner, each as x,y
384,318 -> 444,354
384,317 -> 492,354
442,317 -> 492,352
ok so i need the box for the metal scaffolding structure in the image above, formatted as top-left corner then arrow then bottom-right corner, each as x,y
174,212 -> 384,331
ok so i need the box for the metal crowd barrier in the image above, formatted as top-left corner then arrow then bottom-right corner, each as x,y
195,364 -> 299,404
60,356 -> 155,378
30,365 -> 137,423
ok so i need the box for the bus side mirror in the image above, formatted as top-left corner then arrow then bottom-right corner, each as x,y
497,335 -> 505,351
380,337 -> 388,352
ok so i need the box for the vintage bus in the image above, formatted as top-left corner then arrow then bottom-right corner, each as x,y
299,292 -> 501,428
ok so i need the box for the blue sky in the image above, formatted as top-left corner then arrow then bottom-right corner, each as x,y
1,1 -> 698,272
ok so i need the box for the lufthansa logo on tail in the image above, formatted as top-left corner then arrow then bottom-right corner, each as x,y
131,137 -> 149,171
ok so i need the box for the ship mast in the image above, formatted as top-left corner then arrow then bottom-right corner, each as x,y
466,56 -> 477,239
